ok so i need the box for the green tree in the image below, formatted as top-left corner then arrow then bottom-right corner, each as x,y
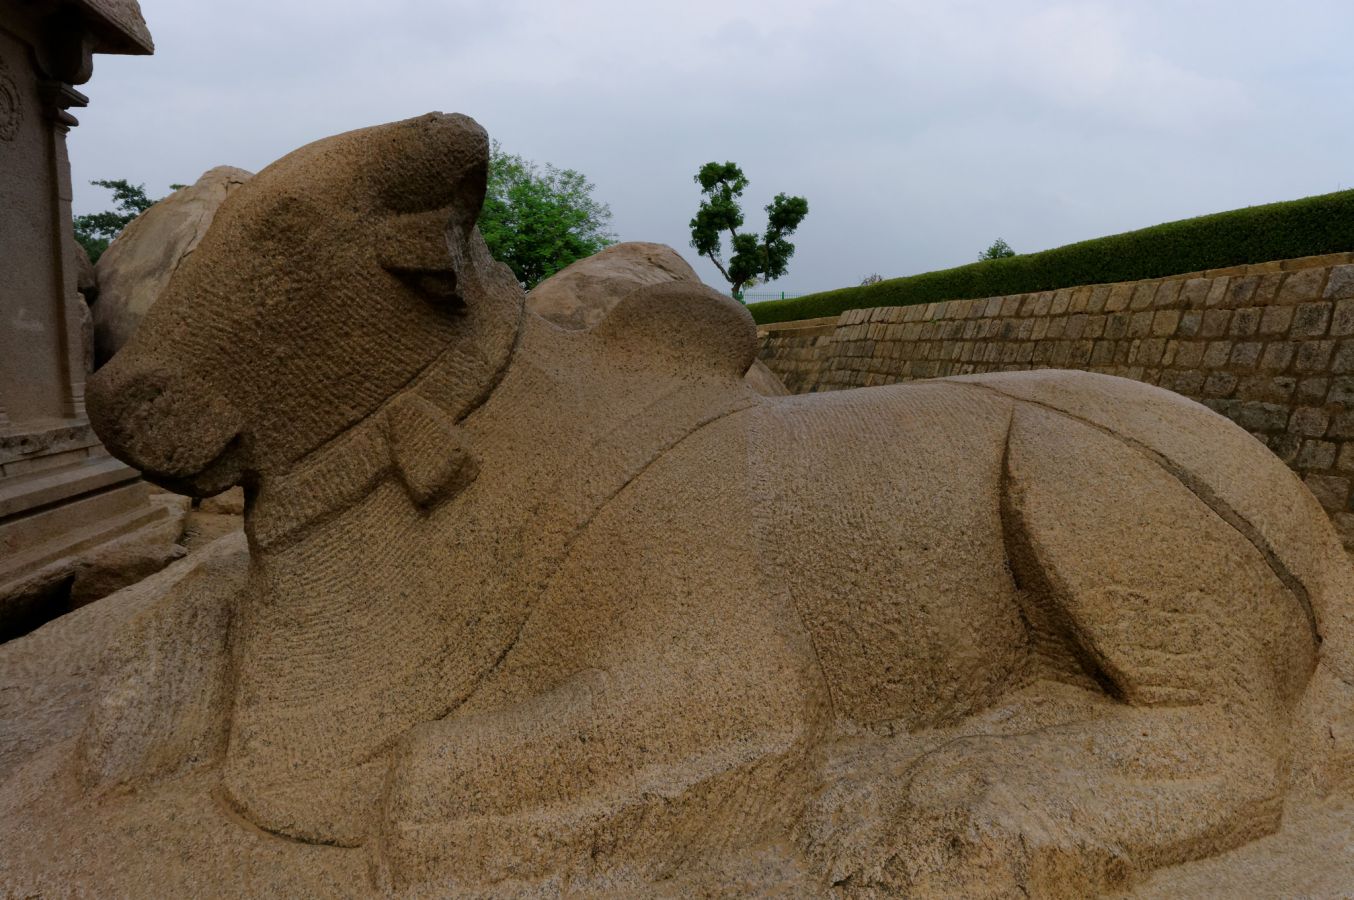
979,238 -> 1016,260
689,162 -> 808,301
478,142 -> 616,290
73,179 -> 162,263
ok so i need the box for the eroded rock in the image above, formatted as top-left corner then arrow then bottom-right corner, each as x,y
68,493 -> 190,607
528,241 -> 703,330
529,241 -> 789,395
72,237 -> 97,303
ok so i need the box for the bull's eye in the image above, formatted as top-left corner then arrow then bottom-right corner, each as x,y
386,268 -> 464,310
417,272 -> 462,305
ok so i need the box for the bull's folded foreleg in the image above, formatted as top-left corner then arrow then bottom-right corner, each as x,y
375,643 -> 824,889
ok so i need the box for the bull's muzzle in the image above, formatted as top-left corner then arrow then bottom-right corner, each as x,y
88,358 -> 247,497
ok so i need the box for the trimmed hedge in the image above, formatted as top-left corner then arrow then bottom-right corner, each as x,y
750,189 -> 1354,325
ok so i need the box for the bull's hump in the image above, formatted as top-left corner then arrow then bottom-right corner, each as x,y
590,281 -> 757,382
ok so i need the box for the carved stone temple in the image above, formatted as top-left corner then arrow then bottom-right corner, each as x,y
0,1 -> 168,637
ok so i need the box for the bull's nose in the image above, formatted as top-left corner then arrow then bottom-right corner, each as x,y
88,361 -> 168,456
86,358 -> 148,453
87,360 -> 244,482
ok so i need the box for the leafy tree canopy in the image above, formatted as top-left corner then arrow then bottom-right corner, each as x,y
689,162 -> 808,300
73,179 -> 163,263
478,142 -> 616,290
979,237 -> 1017,260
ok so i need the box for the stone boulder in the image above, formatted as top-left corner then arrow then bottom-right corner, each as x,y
92,166 -> 252,365
72,236 -> 97,302
528,241 -> 789,395
67,492 -> 191,608
71,238 -> 97,372
198,485 -> 244,516
528,241 -> 703,330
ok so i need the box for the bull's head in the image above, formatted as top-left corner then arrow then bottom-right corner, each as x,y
87,113 -> 522,497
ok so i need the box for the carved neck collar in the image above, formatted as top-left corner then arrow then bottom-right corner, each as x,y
246,300 -> 524,552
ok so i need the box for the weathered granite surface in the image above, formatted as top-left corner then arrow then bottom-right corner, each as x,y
529,240 -> 787,395
2,114 -> 1351,897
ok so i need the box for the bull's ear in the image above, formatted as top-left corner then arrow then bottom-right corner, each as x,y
372,112 -> 489,304
376,209 -> 467,303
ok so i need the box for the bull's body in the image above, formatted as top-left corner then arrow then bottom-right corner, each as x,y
4,113 -> 1352,897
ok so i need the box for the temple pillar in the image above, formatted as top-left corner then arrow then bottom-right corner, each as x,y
0,0 -> 168,639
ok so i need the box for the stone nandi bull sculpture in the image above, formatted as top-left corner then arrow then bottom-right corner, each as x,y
4,113 -> 1353,896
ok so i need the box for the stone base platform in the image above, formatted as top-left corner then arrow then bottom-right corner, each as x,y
0,422 -> 185,641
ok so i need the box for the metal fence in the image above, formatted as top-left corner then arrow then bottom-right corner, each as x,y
739,291 -> 803,303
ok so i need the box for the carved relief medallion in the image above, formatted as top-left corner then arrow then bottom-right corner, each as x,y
0,56 -> 21,142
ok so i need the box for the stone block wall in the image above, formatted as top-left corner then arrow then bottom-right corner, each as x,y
756,253 -> 1354,546
754,315 -> 839,394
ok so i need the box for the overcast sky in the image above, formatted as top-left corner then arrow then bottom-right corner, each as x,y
71,0 -> 1354,296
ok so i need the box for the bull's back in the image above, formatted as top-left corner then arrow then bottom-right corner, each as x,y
747,382 -> 1028,731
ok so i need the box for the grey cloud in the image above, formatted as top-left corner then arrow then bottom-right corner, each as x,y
73,0 -> 1354,296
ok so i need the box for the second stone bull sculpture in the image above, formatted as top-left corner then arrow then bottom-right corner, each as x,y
4,112 -> 1353,896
